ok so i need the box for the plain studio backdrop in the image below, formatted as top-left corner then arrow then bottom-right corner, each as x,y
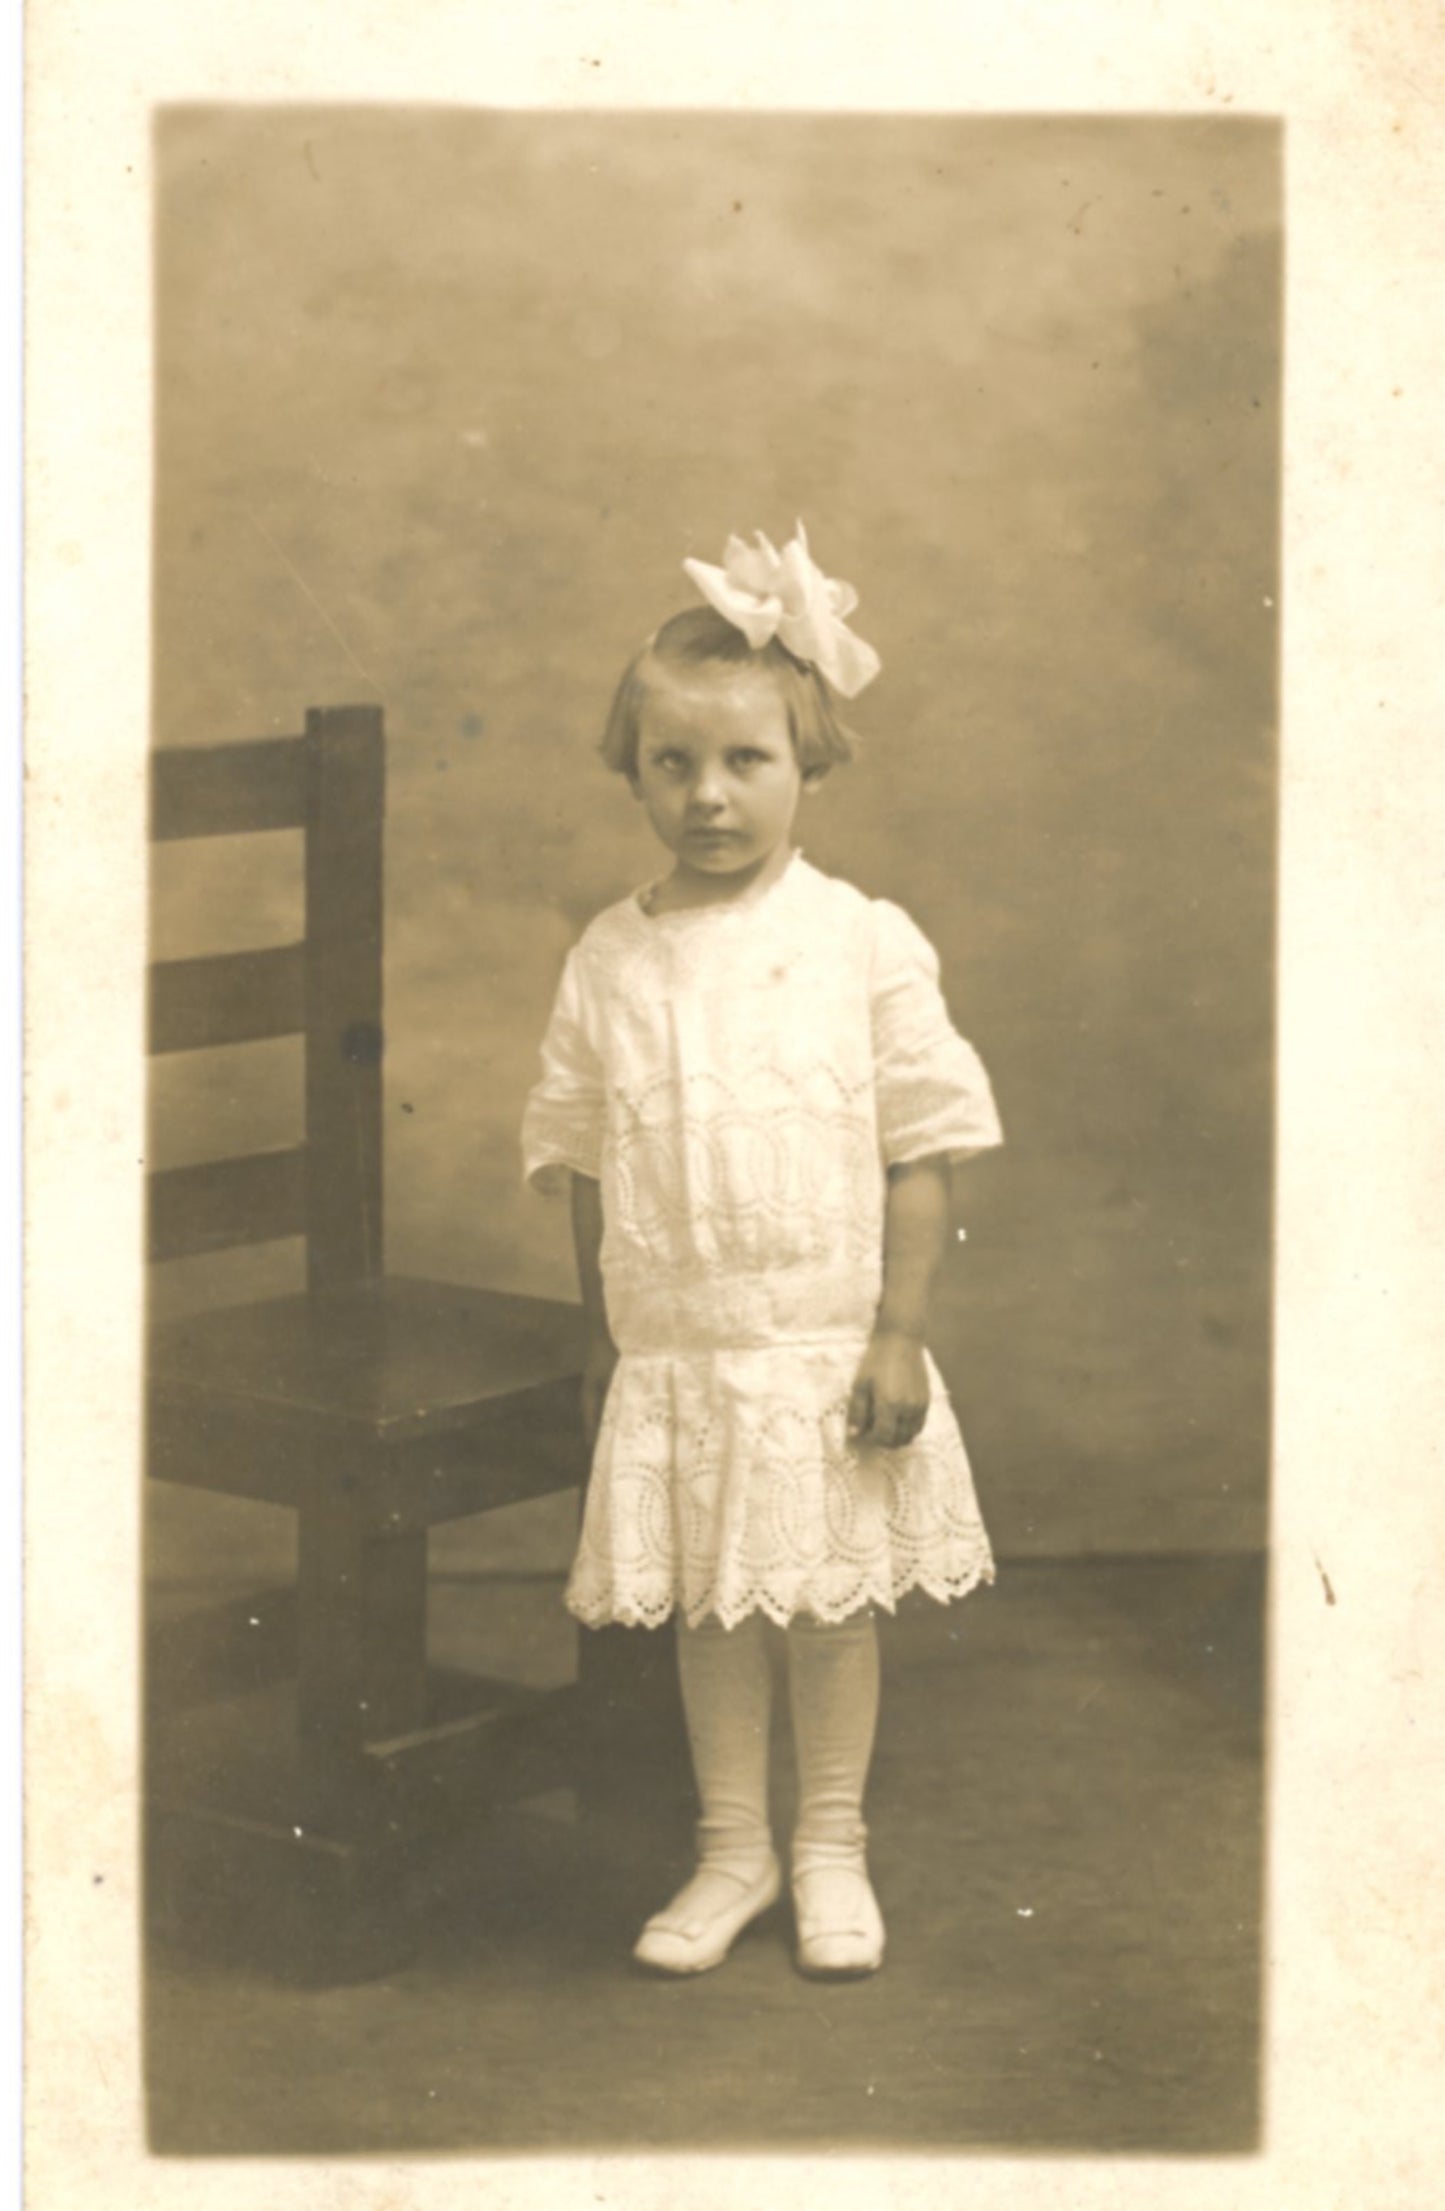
148,108 -> 1279,1585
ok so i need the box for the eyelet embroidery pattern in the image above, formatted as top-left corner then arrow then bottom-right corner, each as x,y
604,1062 -> 885,1306
565,1344 -> 997,1631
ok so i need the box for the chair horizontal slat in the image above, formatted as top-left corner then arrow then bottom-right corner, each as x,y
149,944 -> 306,1055
148,1146 -> 308,1263
151,738 -> 308,841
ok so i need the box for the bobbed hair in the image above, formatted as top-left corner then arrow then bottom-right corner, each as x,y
599,605 -> 859,780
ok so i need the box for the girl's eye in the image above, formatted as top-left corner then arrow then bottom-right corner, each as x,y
729,749 -> 768,769
650,750 -> 688,772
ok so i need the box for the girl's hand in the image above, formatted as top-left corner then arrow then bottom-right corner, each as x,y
580,1328 -> 620,1448
847,1329 -> 930,1449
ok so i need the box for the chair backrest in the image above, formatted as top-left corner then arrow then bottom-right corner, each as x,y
147,704 -> 385,1294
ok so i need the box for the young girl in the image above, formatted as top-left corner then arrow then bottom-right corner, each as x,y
523,523 -> 1003,1979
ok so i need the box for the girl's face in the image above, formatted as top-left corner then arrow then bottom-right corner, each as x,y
629,665 -> 816,889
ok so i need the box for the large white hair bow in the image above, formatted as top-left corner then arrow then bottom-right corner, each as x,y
682,520 -> 882,698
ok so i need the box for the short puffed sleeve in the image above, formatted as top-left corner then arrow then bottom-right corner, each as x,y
869,900 -> 1004,1168
521,946 -> 607,1194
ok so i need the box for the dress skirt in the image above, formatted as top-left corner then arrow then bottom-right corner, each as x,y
564,1334 -> 996,1631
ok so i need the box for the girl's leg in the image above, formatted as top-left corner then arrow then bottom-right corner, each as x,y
676,1608 -> 776,1875
632,1611 -> 780,1974
785,1608 -> 885,1975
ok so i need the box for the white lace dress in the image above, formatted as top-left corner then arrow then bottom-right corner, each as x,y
521,852 -> 1004,1631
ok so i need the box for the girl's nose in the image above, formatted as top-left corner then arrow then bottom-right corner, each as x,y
690,777 -> 726,813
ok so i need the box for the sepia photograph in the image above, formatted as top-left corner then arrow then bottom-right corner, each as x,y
137,105 -> 1281,2159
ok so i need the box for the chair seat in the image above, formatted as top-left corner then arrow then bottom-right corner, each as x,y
148,1274 -> 587,1446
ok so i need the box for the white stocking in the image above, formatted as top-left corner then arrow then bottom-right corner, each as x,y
674,1610 -> 776,1877
785,1609 -> 881,1876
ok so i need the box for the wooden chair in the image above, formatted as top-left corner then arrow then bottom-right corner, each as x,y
145,704 -> 590,1980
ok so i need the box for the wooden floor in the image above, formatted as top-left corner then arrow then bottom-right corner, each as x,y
144,1554 -> 1265,2156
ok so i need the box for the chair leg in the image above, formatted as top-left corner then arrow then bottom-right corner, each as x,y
147,1795 -> 421,1988
219,1498 -> 428,1981
577,1618 -> 689,1811
296,1498 -> 429,1808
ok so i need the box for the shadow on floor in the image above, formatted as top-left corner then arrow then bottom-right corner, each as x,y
144,1553 -> 1265,2156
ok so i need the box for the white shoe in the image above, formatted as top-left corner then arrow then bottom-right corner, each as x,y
632,1855 -> 782,1976
793,1861 -> 886,1978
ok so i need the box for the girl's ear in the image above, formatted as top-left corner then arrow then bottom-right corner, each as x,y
801,764 -> 830,792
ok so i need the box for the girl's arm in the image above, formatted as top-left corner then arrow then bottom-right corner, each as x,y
570,1171 -> 619,1446
847,1154 -> 952,1449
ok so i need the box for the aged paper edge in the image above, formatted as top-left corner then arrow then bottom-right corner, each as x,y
22,2 -> 1445,2205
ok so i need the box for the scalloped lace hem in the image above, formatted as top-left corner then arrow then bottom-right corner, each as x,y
564,1553 -> 997,1633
